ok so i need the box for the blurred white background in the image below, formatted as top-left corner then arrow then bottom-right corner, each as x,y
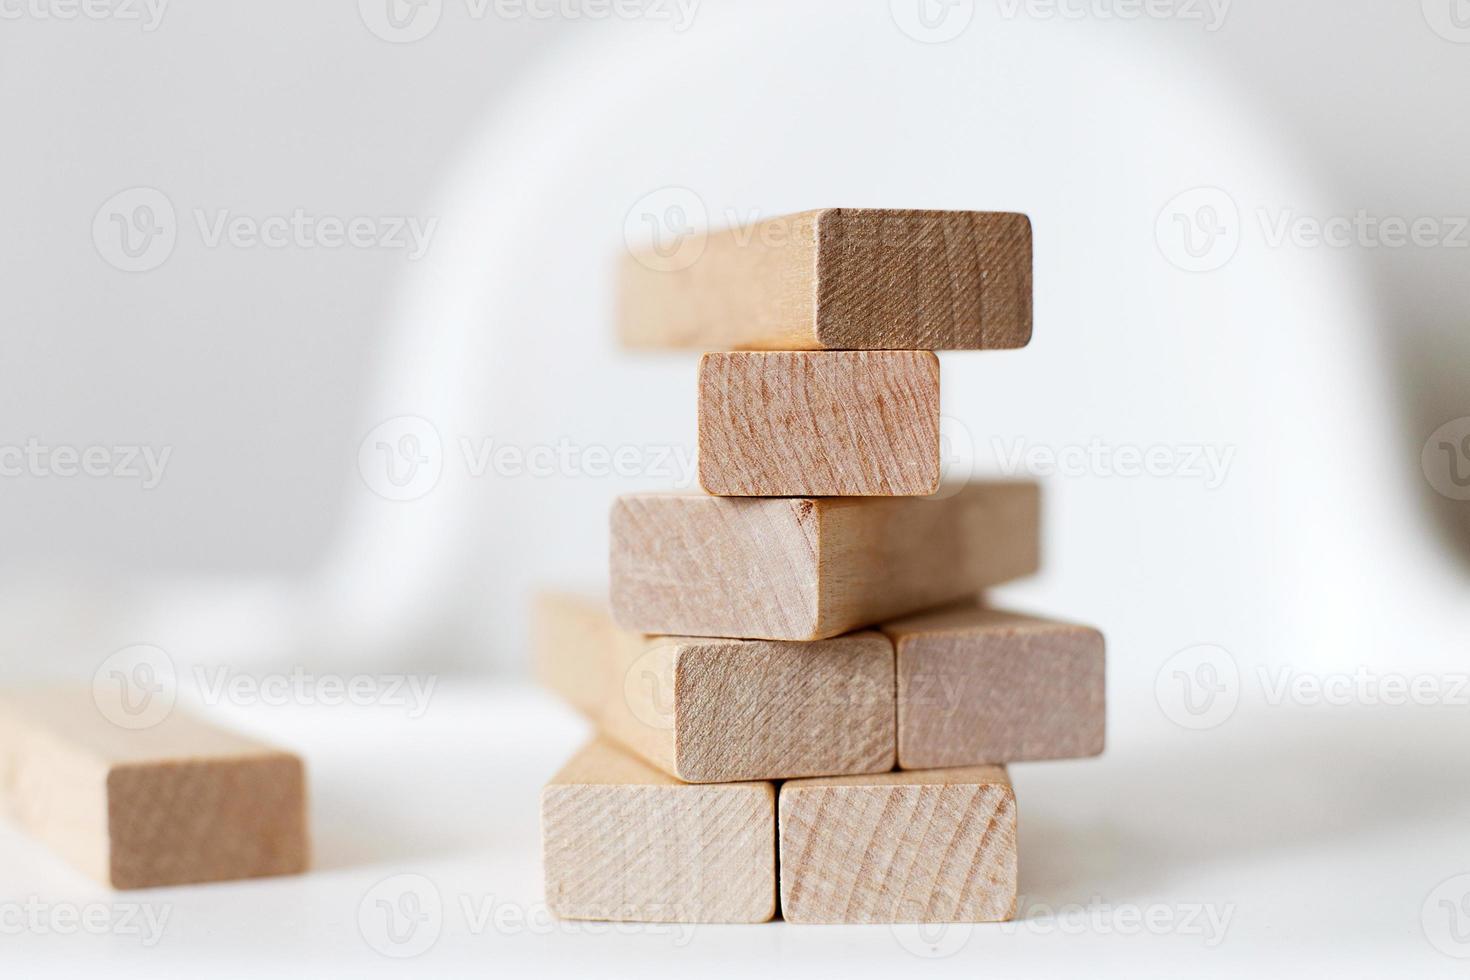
4,1 -> 1470,976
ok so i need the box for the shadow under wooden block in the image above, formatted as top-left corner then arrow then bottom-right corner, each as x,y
0,688 -> 309,889
779,766 -> 1018,924
698,350 -> 941,497
541,739 -> 777,924
610,482 -> 1040,641
882,601 -> 1106,769
620,208 -> 1032,351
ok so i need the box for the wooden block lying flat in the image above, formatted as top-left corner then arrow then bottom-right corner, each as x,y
610,481 -> 1040,641
620,208 -> 1032,351
541,739 -> 777,923
883,602 -> 1105,769
698,350 -> 941,497
779,766 -> 1017,924
0,688 -> 308,889
531,591 -> 615,716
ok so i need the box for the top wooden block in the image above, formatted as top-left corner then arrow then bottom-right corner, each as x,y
619,208 -> 1033,351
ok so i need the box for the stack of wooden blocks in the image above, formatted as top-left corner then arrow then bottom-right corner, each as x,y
537,208 -> 1105,925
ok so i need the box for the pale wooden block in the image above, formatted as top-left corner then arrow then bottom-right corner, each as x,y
698,350 -> 941,497
610,481 -> 1040,641
532,594 -> 895,782
883,602 -> 1106,769
531,590 -> 615,717
779,766 -> 1017,924
620,208 -> 1032,351
541,739 -> 777,923
0,688 -> 308,889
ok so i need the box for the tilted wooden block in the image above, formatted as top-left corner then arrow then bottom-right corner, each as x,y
620,208 -> 1032,351
0,688 -> 309,889
883,602 -> 1105,769
532,592 -> 895,782
610,482 -> 1040,641
541,739 -> 777,923
531,591 -> 615,717
698,350 -> 941,497
779,766 -> 1017,924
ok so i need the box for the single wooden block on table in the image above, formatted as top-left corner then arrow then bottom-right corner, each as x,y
610,481 -> 1040,641
698,350 -> 941,497
883,602 -> 1105,769
532,592 -> 895,782
620,208 -> 1032,351
541,739 -> 777,923
779,766 -> 1018,924
0,688 -> 308,889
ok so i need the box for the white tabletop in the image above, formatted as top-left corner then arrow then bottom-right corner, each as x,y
3,679 -> 1467,978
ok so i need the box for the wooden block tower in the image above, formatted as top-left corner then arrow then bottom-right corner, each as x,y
537,208 -> 1105,925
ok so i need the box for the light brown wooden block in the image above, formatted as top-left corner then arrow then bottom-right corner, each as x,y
0,688 -> 308,889
779,766 -> 1017,924
532,593 -> 895,782
610,481 -> 1040,641
698,350 -> 941,497
541,739 -> 776,923
532,591 -> 615,717
620,208 -> 1032,351
883,602 -> 1105,769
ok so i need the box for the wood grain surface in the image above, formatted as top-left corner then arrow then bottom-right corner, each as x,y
779,765 -> 1018,924
541,739 -> 777,923
619,208 -> 1032,351
0,688 -> 308,889
532,591 -> 616,717
698,350 -> 941,497
533,592 -> 895,782
609,482 -> 1040,640
883,602 -> 1106,769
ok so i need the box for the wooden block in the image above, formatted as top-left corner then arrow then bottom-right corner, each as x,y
698,350 -> 941,497
883,602 -> 1105,769
779,766 -> 1017,924
620,208 -> 1032,351
610,481 -> 1039,641
0,688 -> 308,889
541,739 -> 777,923
531,591 -> 615,716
